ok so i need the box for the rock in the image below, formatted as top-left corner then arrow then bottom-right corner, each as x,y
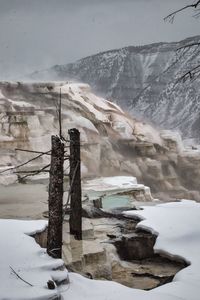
93,198 -> 102,209
47,280 -> 56,290
114,232 -> 156,260
1,81 -> 200,202
120,160 -> 142,178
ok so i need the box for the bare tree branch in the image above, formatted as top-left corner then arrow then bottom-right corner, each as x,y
15,149 -> 52,156
0,150 -> 51,174
14,170 -> 50,174
17,154 -> 70,181
15,148 -> 69,159
164,0 -> 200,23
18,164 -> 51,180
10,266 -> 33,287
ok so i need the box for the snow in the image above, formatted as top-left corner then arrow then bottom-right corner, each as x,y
7,98 -> 35,108
161,130 -> 184,152
134,122 -> 163,145
111,114 -> 134,138
62,112 -> 99,133
87,93 -> 114,111
83,176 -> 138,191
1,200 -> 200,299
124,200 -> 200,300
105,100 -> 124,113
83,176 -> 154,202
0,219 -> 68,300
63,272 -> 181,300
0,89 -> 5,99
54,82 -> 125,123
54,83 -> 110,122
139,52 -> 158,83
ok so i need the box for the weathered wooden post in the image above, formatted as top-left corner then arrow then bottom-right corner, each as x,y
47,135 -> 64,258
68,128 -> 82,240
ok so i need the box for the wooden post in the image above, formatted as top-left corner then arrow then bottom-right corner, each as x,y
47,135 -> 64,258
68,128 -> 82,240
93,198 -> 102,209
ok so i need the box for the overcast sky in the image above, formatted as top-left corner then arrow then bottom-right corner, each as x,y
0,0 -> 199,79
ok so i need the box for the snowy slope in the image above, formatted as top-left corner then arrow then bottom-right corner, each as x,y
31,36 -> 200,140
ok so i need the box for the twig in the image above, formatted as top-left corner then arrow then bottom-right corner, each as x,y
0,150 -> 51,174
19,164 -> 51,180
48,247 -> 61,257
10,266 -> 33,287
14,170 -> 50,174
164,0 -> 200,23
15,149 -> 52,156
61,137 -> 70,143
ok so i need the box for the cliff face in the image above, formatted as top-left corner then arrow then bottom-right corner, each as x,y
0,81 -> 200,201
31,36 -> 200,140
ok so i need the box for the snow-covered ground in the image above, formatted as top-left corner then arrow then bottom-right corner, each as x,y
83,176 -> 154,204
124,200 -> 200,300
83,176 -> 139,191
0,219 -> 68,300
2,200 -> 200,300
61,200 -> 200,300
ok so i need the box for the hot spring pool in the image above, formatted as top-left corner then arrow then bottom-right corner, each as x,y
102,194 -> 131,210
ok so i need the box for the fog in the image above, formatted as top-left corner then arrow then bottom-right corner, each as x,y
0,0 -> 199,79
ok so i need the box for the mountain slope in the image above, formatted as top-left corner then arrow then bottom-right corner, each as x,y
31,36 -> 200,140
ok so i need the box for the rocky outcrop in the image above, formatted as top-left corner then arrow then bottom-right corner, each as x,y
1,81 -> 200,201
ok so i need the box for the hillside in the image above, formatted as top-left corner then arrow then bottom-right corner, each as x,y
31,36 -> 200,140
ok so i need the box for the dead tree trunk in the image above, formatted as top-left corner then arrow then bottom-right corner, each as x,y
68,128 -> 82,240
47,135 -> 64,258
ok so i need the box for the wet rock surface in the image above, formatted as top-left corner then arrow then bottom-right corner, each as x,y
60,210 -> 187,290
114,232 -> 157,260
104,216 -> 187,289
112,255 -> 185,290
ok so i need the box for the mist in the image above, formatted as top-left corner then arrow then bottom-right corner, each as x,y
0,0 -> 199,80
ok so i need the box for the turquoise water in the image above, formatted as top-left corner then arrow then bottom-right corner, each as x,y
84,189 -> 132,210
102,194 -> 130,210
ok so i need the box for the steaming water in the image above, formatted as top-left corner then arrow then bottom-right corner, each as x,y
0,183 -> 48,219
84,189 -> 132,210
102,195 -> 130,209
